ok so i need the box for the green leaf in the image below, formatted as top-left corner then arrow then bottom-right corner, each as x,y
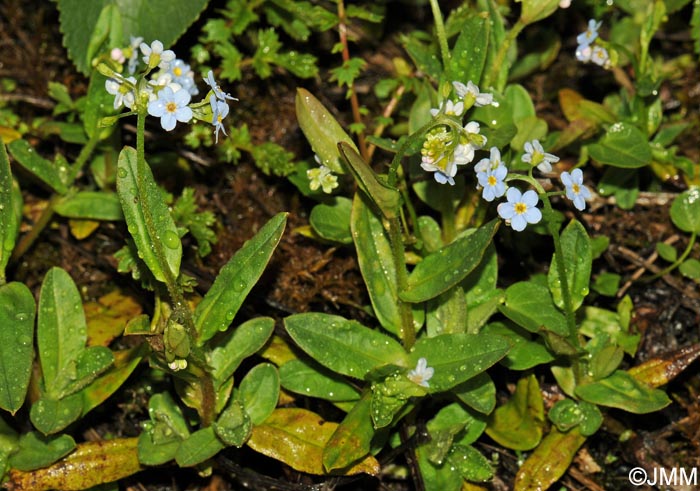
0,282 -> 35,414
338,143 -> 400,219
117,146 -> 182,284
194,213 -> 286,344
504,84 -> 536,123
548,220 -> 591,312
57,0 -> 209,75
485,374 -> 545,451
499,281 -> 568,336
597,167 -> 639,210
453,372 -> 496,414
575,370 -> 671,414
9,433 -> 75,471
448,445 -> 493,482
401,220 -> 499,303
279,359 -> 360,402
410,333 -> 510,392
83,72 -> 117,140
519,0 -> 560,25
351,194 -> 401,335
592,272 -> 621,296
446,13 -> 490,85
463,244 -> 501,333
30,393 -> 83,435
239,363 -> 280,425
7,139 -> 68,194
426,287 -> 467,336
670,188 -> 700,233
210,317 -> 275,390
482,322 -> 554,371
214,398 -> 251,447
284,313 -> 408,379
37,267 -> 88,397
680,258 -> 700,281
588,122 -> 652,168
0,144 -> 21,281
81,346 -> 144,415
138,392 -> 189,466
54,191 -> 124,221
175,427 -> 224,467
655,242 -> 678,262
323,393 -> 378,472
295,88 -> 357,174
310,197 -> 353,244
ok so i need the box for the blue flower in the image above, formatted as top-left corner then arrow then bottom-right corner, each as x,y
204,70 -> 237,102
168,59 -> 199,96
576,19 -> 602,46
561,168 -> 592,211
497,188 -> 542,231
477,163 -> 508,202
147,87 -> 192,131
209,95 -> 229,143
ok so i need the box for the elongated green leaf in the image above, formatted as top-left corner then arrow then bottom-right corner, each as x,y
175,427 -> 224,467
482,322 -> 554,370
351,194 -> 401,335
117,147 -> 181,284
37,267 -> 87,397
248,408 -> 379,476
295,88 -> 357,174
548,220 -> 591,312
499,281 -> 568,336
8,140 -> 68,194
81,346 -> 144,414
338,143 -> 400,219
401,220 -> 499,303
0,283 -> 35,414
9,433 -> 75,472
588,122 -> 652,168
57,0 -> 209,75
410,333 -> 509,392
194,213 -> 286,344
485,374 -> 545,451
310,197 -> 352,244
0,144 -> 21,281
575,370 -> 671,414
239,363 -> 279,425
446,13 -> 490,85
323,393 -> 378,472
83,72 -> 117,140
453,372 -> 496,414
214,398 -> 251,447
284,313 -> 408,379
519,0 -> 559,25
670,188 -> 700,233
210,317 -> 275,390
279,359 -> 360,402
54,191 -> 124,221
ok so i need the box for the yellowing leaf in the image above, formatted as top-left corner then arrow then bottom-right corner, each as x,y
68,219 -> 99,240
247,408 -> 379,476
84,289 -> 142,347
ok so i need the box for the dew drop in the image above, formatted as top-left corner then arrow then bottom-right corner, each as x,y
163,230 -> 180,249
233,280 -> 247,292
117,168 -> 127,178
15,312 -> 28,322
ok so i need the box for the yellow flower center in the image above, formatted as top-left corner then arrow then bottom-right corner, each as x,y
487,175 -> 497,186
166,102 -> 178,113
173,67 -> 183,77
572,183 -> 580,194
514,202 -> 527,215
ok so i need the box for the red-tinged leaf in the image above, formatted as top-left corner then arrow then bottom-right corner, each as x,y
513,427 -> 586,491
247,408 -> 379,476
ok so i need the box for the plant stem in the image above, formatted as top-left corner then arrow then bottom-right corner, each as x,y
649,232 -> 697,280
337,0 -> 369,162
388,215 -> 415,350
429,0 -> 450,69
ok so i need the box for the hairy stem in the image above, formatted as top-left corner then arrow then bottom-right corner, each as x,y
429,0 -> 450,69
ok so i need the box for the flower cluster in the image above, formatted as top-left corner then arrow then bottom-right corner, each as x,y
101,39 -> 235,142
307,156 -> 339,194
420,80 -> 494,186
576,19 -> 611,68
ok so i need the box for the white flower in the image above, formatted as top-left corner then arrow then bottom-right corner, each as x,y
127,36 -> 144,74
408,358 -> 434,388
452,80 -> 499,107
591,46 -> 610,68
576,44 -> 593,63
105,75 -> 136,110
430,99 -> 465,117
474,146 -> 502,174
561,168 -> 592,211
140,40 -> 175,70
204,70 -> 237,102
497,188 -> 542,232
147,86 -> 192,131
522,139 -> 559,173
209,95 -> 229,143
307,163 -> 339,194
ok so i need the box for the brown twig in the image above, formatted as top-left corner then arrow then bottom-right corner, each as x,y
366,84 -> 406,163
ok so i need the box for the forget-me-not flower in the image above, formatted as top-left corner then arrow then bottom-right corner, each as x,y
522,139 -> 559,174
204,70 -> 237,102
561,168 -> 592,211
452,81 -> 499,108
408,358 -> 434,388
210,95 -> 229,143
477,164 -> 508,202
168,59 -> 199,96
497,188 -> 542,231
147,86 -> 192,131
105,74 -> 136,110
430,99 -> 464,117
591,46 -> 610,68
140,40 -> 175,70
307,162 -> 339,194
576,19 -> 602,46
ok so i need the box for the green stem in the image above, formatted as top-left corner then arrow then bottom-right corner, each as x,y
388,215 -> 415,350
483,20 -> 525,90
649,232 -> 697,280
429,0 -> 450,69
68,130 -> 100,182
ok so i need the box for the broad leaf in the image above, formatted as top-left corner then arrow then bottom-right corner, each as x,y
588,122 -> 652,168
81,346 -> 144,415
670,188 -> 700,233
117,146 -> 182,284
175,427 -> 224,467
8,433 -> 75,472
309,197 -> 352,244
57,0 -> 209,75
575,370 -> 671,414
548,219 -> 591,311
482,322 -> 554,370
401,220 -> 499,303
214,398 -> 251,447
499,281 -> 568,336
239,363 -> 279,425
285,313 -> 407,379
54,191 -> 124,221
351,194 -> 401,335
138,392 -> 189,466
279,359 -> 360,402
194,213 -> 286,344
323,393 -> 379,472
446,13 -> 490,85
0,283 -> 35,414
30,393 -> 83,435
